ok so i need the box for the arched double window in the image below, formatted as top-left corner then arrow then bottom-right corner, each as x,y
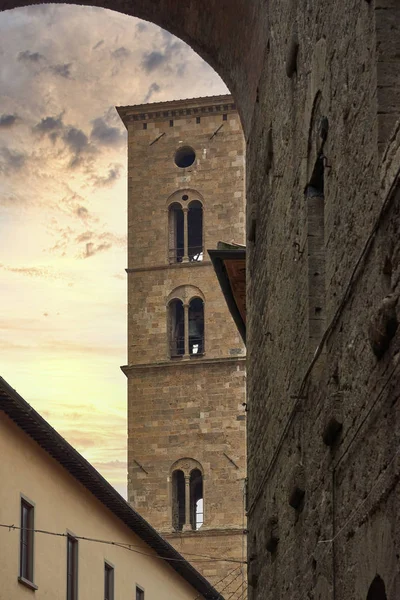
167,287 -> 205,358
171,459 -> 204,532
167,191 -> 203,263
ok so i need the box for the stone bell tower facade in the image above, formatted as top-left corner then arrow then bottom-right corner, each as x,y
117,95 -> 246,591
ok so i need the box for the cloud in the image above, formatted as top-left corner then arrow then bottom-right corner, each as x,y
84,241 -> 112,258
143,82 -> 160,103
136,22 -> 147,33
75,231 -> 93,243
91,163 -> 122,187
77,231 -> 126,259
18,50 -> 44,63
141,50 -> 166,73
35,115 -> 64,134
63,127 -> 93,167
0,147 -> 26,172
74,205 -> 89,219
64,127 -> 89,154
90,118 -> 124,147
0,263 -> 64,280
111,46 -> 130,60
141,36 -> 186,75
49,63 -> 72,79
0,114 -> 19,128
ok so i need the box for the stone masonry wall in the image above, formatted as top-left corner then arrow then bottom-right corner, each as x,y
1,1 -> 399,599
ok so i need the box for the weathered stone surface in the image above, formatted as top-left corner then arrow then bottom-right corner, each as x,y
2,1 -> 400,598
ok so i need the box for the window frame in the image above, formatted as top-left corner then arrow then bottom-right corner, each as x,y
136,584 -> 145,600
18,495 -> 37,590
66,533 -> 78,600
104,561 -> 114,600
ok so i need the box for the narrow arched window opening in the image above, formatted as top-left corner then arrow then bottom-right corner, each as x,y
169,299 -> 185,357
367,575 -> 387,600
190,469 -> 203,530
189,297 -> 204,355
188,200 -> 203,262
168,203 -> 184,263
172,470 -> 185,531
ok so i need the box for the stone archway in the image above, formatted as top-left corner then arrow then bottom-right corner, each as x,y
0,0 -> 267,136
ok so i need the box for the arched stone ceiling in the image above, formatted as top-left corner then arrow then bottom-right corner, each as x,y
0,0 -> 267,136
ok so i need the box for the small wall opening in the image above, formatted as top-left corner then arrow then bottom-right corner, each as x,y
189,297 -> 204,355
172,470 -> 186,531
169,299 -> 185,357
168,202 -> 184,263
367,576 -> 387,600
188,200 -> 203,261
190,469 -> 204,530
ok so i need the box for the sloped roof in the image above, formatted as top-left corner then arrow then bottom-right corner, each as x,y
208,243 -> 246,343
0,376 -> 223,600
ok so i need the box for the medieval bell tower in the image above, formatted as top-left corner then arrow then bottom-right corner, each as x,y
117,95 -> 246,590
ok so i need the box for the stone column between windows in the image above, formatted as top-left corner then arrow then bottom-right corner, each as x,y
183,302 -> 190,358
182,207 -> 189,262
183,475 -> 192,531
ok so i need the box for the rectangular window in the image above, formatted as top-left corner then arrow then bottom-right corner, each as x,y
136,586 -> 144,600
67,535 -> 78,600
20,498 -> 34,584
104,563 -> 114,600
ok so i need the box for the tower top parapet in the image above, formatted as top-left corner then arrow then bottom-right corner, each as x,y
116,94 -> 236,126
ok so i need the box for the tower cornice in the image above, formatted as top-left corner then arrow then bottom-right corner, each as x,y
116,94 -> 235,127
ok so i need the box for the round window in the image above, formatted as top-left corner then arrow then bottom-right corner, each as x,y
174,146 -> 196,168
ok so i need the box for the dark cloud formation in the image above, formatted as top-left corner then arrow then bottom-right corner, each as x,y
0,147 -> 26,172
0,114 -> 19,128
18,50 -> 44,63
111,46 -> 130,60
63,127 -> 92,167
143,82 -> 161,103
136,22 -> 147,33
35,115 -> 64,133
49,63 -> 72,78
92,164 -> 122,187
141,35 -> 185,75
141,50 -> 166,73
90,118 -> 124,147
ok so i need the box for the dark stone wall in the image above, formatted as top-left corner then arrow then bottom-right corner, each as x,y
2,1 -> 400,598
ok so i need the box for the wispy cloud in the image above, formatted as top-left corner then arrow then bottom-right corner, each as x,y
143,82 -> 160,103
18,49 -> 44,63
111,46 -> 130,60
49,63 -> 72,79
91,163 -> 122,187
0,147 -> 26,172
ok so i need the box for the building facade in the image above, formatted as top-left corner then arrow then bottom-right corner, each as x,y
117,96 -> 247,592
0,377 -> 220,600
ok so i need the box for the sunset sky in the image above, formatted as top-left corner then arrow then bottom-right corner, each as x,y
0,4 -> 227,496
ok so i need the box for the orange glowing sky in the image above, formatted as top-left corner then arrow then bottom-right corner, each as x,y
0,4 -> 227,496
